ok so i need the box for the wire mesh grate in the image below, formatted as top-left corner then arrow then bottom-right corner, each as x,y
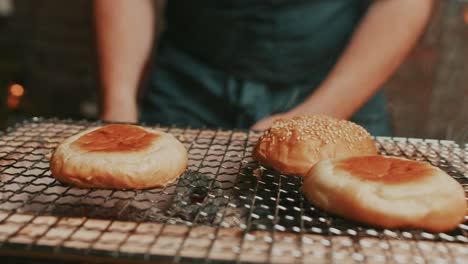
0,118 -> 466,263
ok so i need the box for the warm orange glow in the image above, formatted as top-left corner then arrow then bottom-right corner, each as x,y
9,83 -> 25,97
465,5 -> 468,24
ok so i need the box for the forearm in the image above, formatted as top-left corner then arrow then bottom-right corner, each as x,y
291,0 -> 433,119
94,0 -> 155,121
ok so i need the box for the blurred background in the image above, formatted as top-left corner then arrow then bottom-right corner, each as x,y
0,0 -> 467,143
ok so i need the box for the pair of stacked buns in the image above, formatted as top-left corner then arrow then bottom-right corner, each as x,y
253,115 -> 466,232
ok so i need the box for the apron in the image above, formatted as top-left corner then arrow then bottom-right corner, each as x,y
141,0 -> 392,136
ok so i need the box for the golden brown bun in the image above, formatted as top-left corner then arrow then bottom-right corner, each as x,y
253,115 -> 377,176
304,156 -> 467,232
50,124 -> 188,189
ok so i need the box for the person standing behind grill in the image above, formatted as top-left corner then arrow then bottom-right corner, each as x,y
95,0 -> 433,136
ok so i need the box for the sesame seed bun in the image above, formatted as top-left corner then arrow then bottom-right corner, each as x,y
304,156 -> 467,232
50,124 -> 188,189
252,115 -> 377,176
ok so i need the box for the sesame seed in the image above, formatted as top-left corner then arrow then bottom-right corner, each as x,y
257,114 -> 371,145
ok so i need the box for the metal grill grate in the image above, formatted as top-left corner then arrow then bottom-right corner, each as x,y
0,118 -> 466,263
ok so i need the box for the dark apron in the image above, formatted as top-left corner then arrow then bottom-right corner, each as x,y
141,0 -> 392,136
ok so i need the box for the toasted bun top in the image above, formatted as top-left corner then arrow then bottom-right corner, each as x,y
252,115 -> 378,176
336,156 -> 434,184
71,124 -> 159,153
261,115 -> 372,145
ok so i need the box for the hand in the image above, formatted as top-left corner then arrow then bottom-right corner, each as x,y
250,112 -> 296,131
100,103 -> 138,123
